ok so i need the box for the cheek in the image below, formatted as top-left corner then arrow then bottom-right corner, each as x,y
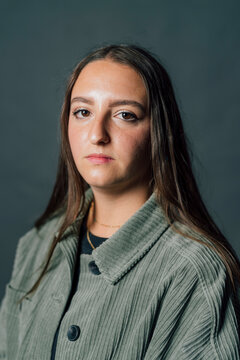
117,130 -> 150,164
68,124 -> 84,156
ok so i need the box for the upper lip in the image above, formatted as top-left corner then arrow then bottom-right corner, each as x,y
86,153 -> 113,159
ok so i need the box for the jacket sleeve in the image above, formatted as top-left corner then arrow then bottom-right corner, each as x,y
0,293 -> 7,359
143,255 -> 240,360
0,248 -> 22,359
0,228 -> 37,360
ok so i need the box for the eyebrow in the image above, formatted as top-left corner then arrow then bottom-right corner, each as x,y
71,96 -> 146,113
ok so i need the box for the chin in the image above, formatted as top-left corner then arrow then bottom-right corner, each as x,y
86,178 -> 127,192
83,177 -> 115,189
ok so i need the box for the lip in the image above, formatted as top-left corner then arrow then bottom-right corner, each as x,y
86,153 -> 113,159
86,153 -> 114,164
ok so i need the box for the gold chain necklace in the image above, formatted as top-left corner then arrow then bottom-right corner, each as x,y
86,201 -> 121,249
86,230 -> 96,250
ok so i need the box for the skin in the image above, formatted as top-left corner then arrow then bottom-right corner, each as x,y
68,59 -> 152,237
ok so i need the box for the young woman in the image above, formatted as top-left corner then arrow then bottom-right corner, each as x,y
0,44 -> 239,360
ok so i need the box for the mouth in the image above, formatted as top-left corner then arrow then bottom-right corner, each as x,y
86,153 -> 114,164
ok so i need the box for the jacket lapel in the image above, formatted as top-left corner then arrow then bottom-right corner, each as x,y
57,188 -> 170,285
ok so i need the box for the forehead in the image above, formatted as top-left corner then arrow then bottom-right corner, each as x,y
71,59 -> 148,102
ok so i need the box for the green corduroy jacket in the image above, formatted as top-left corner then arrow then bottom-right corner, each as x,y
0,188 -> 239,359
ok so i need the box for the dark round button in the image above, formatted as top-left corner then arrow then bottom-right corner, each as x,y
88,260 -> 101,275
67,325 -> 80,341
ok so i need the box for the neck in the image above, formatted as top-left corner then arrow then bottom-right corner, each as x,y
87,184 -> 152,238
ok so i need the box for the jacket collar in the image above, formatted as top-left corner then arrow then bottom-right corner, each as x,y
58,188 -> 170,285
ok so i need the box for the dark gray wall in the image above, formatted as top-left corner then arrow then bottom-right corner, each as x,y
1,0 -> 239,299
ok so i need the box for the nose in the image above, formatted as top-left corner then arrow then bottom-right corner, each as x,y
89,115 -> 110,145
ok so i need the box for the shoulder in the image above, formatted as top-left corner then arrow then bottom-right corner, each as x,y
9,188 -> 93,290
10,210 -> 64,289
161,222 -> 228,280
157,221 -> 239,314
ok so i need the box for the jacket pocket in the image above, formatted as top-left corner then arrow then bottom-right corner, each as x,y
4,283 -> 31,315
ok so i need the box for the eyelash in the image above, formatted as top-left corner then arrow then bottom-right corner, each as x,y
72,109 -> 138,122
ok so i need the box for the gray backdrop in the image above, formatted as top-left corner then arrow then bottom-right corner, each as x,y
0,0 -> 239,299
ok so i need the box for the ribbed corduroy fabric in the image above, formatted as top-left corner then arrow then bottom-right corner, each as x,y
0,188 -> 239,359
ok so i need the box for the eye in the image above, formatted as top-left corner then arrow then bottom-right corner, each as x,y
117,111 -> 138,121
72,109 -> 91,118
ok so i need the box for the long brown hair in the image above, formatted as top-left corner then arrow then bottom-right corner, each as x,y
22,43 -> 240,300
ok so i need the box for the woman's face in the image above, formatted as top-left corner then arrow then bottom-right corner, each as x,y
68,59 -> 151,194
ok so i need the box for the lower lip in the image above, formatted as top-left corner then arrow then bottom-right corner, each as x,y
86,157 -> 113,164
